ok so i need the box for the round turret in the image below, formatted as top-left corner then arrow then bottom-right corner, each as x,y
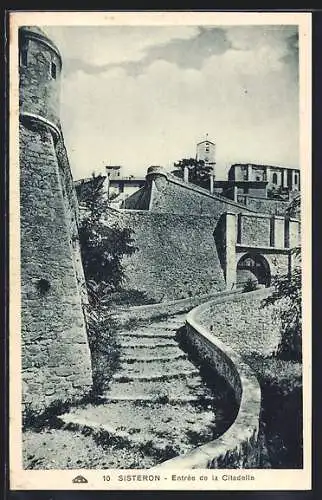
19,26 -> 62,133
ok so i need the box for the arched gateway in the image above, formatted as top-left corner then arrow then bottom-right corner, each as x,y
236,253 -> 271,288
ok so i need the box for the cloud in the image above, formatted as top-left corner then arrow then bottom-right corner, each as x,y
41,25 -> 299,179
58,30 -> 298,181
43,25 -> 200,75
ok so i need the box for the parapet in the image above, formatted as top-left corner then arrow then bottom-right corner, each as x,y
146,165 -> 168,179
19,26 -> 62,66
19,25 -> 62,129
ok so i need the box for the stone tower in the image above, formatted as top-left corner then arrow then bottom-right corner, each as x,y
196,138 -> 216,167
19,26 -> 92,413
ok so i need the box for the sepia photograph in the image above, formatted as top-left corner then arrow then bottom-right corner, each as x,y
9,11 -> 311,491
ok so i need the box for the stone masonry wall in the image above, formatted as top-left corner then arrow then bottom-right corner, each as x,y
237,195 -> 291,217
55,138 -> 88,303
19,36 -> 61,128
20,123 -> 92,413
239,214 -> 271,247
106,209 -> 226,301
197,288 -> 281,357
149,175 -> 254,217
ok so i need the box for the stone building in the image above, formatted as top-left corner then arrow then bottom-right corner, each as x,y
75,165 -> 145,208
196,138 -> 216,167
228,163 -> 300,198
19,26 -> 92,412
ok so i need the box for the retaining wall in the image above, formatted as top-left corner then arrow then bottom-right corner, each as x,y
155,291 -> 263,469
106,209 -> 226,301
112,290 -> 241,325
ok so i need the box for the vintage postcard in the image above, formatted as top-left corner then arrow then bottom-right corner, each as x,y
9,10 -> 311,491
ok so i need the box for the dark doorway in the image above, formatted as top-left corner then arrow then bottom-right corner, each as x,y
236,253 -> 271,287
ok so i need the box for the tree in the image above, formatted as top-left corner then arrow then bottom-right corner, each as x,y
173,158 -> 213,189
78,173 -> 137,304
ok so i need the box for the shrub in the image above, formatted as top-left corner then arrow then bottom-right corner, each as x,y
262,263 -> 301,362
85,305 -> 120,395
242,278 -> 258,293
77,173 -> 137,295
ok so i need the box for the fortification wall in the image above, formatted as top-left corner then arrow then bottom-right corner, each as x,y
239,213 -> 271,247
19,31 -> 61,128
106,209 -> 226,301
20,123 -> 92,413
237,195 -> 291,216
149,176 -> 254,217
55,138 -> 88,302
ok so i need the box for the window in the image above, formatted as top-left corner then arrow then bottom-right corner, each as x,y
294,173 -> 298,184
256,176 -> 260,181
272,173 -> 278,184
51,61 -> 57,79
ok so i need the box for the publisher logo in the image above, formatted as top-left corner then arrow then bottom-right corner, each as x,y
72,475 -> 88,484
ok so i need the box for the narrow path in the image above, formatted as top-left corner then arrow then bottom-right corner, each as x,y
59,313 -> 223,468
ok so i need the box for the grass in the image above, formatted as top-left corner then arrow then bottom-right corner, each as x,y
243,352 -> 302,468
102,288 -> 157,307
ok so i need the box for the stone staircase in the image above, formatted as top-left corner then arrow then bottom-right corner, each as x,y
59,313 -> 223,468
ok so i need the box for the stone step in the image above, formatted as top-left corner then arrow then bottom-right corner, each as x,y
118,338 -> 178,348
146,321 -> 184,331
118,357 -> 195,377
98,394 -> 212,404
120,345 -> 183,358
120,352 -> 187,363
112,367 -> 199,382
61,400 -> 216,451
117,330 -> 177,339
103,375 -> 211,401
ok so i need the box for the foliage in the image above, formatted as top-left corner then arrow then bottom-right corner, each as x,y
173,157 -> 213,189
243,352 -> 302,468
286,193 -> 301,218
85,304 -> 120,395
78,173 -> 137,298
100,288 -> 157,307
242,278 -> 258,293
262,257 -> 302,361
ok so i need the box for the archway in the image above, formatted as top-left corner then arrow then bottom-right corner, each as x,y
236,253 -> 271,288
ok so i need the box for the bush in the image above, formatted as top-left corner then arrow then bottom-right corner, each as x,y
243,353 -> 303,468
101,288 -> 157,307
242,278 -> 258,293
85,306 -> 120,395
262,264 -> 301,362
77,173 -> 137,294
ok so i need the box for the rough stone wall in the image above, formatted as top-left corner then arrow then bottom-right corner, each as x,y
19,36 -> 61,127
125,173 -> 254,217
239,214 -> 271,247
237,195 -> 291,217
198,289 -> 281,357
106,209 -> 226,301
20,124 -> 92,412
149,176 -> 254,217
123,182 -> 151,210
55,138 -> 88,302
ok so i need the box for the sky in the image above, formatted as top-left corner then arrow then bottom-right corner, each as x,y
43,24 -> 299,180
